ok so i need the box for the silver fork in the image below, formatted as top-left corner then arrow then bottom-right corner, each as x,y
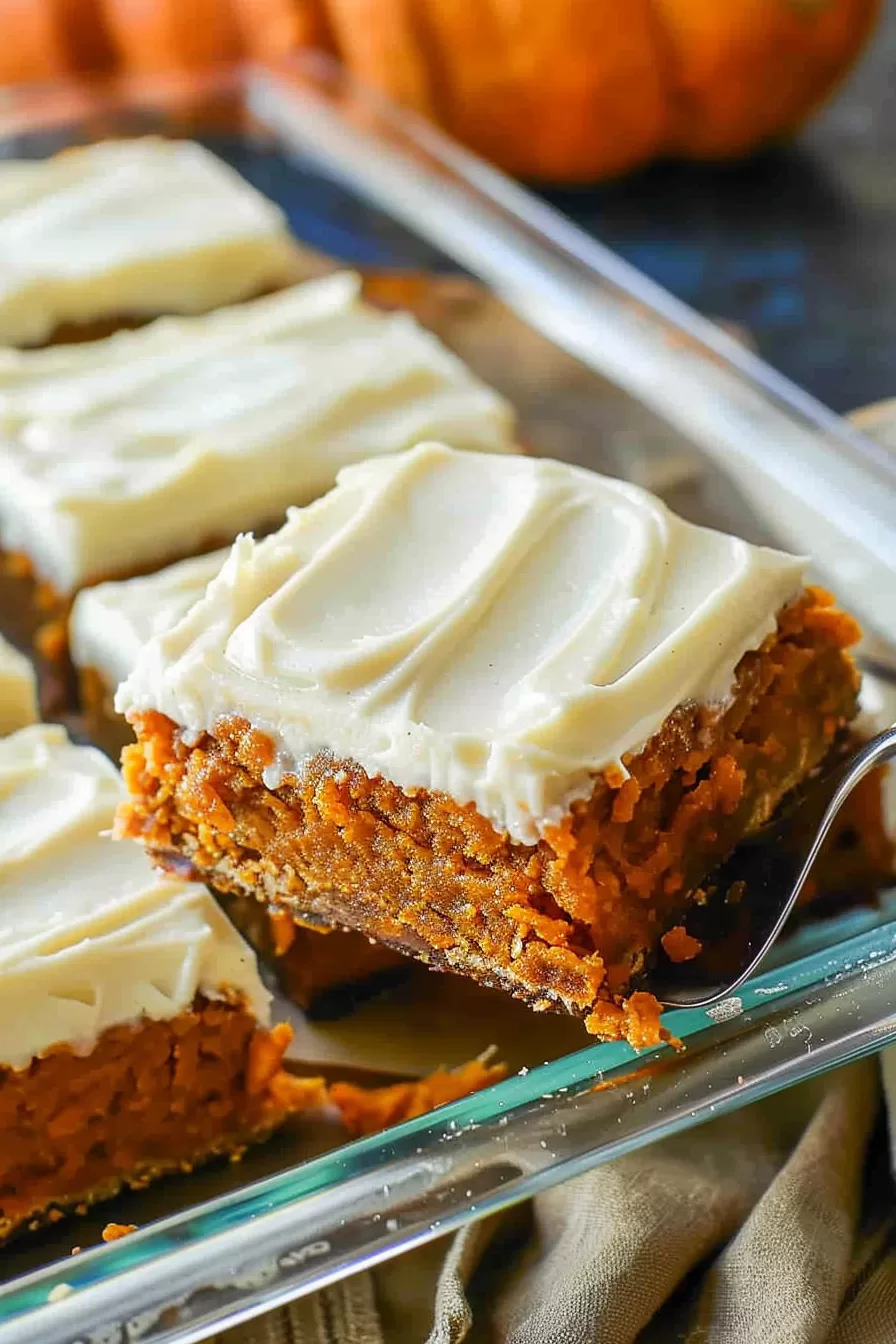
651,723 -> 896,1009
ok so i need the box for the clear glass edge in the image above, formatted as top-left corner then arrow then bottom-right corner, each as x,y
0,55 -> 891,1343
252,53 -> 896,484
248,56 -> 896,644
1,916 -> 895,1343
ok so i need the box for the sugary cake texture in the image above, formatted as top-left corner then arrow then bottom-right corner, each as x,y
0,273 -> 514,597
117,444 -> 861,1045
0,724 -> 316,1240
0,137 -> 297,347
0,635 -> 37,735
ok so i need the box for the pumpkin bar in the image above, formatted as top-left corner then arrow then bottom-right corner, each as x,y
0,724 -> 322,1242
76,533 -> 885,986
0,634 -> 37,736
116,443 -> 863,1047
0,137 -> 299,348
0,272 -> 514,675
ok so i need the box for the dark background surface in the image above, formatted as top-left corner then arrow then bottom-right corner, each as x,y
544,4 -> 896,415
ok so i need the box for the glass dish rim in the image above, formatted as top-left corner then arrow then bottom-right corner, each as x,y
1,914 -> 895,1344
0,53 -> 892,1344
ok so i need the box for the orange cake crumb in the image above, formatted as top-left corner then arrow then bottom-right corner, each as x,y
661,926 -> 703,963
330,1058 -> 508,1138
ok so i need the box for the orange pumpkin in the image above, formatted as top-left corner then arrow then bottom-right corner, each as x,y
0,0 -> 881,183
316,0 -> 882,180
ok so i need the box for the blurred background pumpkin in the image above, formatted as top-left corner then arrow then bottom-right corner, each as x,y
0,0 -> 882,183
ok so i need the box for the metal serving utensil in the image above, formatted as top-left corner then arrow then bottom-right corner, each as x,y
650,723 -> 896,1009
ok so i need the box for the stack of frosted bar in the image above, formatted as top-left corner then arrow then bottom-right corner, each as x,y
0,268 -> 513,677
0,136 -> 523,1241
116,443 -> 883,1047
0,146 -> 321,1237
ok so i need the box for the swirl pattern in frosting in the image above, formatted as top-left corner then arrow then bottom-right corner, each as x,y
118,443 -> 806,843
0,272 -> 514,593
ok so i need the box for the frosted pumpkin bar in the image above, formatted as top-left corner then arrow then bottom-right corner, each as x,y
0,272 -> 513,669
0,137 -> 298,347
0,724 -> 322,1242
116,443 -> 862,1046
0,634 -> 37,735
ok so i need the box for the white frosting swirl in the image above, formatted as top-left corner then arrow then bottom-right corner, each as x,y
0,272 -> 514,593
0,137 -> 297,347
118,443 -> 806,844
0,725 -> 270,1070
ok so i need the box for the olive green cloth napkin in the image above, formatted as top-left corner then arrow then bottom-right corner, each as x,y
218,1051 -> 896,1344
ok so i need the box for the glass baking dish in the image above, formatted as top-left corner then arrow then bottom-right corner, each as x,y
0,55 -> 894,1344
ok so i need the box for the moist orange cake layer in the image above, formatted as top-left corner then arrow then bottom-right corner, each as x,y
0,999 -> 322,1243
119,590 -> 861,1047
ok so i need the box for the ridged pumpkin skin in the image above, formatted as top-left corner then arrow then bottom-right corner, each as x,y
317,0 -> 881,180
655,0 -> 883,159
0,0 -> 112,84
0,0 -> 881,183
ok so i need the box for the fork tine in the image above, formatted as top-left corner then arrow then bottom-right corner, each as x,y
649,724 -> 896,1010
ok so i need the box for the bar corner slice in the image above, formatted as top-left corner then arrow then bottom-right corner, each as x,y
0,724 -> 322,1242
115,443 -> 863,1047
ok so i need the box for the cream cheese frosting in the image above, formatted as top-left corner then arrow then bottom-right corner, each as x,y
71,550 -> 228,691
0,137 -> 297,347
0,724 -> 270,1070
0,272 -> 514,594
0,635 -> 37,736
118,443 -> 806,845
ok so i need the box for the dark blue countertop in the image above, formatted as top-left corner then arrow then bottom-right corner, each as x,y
542,8 -> 896,415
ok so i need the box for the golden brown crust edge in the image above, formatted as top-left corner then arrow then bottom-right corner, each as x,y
118,589 -> 862,1049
